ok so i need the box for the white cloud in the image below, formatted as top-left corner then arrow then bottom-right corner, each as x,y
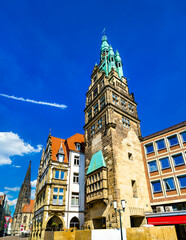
0,93 -> 67,109
31,179 -> 37,188
0,132 -> 42,165
4,187 -> 20,192
12,165 -> 21,168
31,189 -> 36,199
7,198 -> 17,206
0,192 -> 4,195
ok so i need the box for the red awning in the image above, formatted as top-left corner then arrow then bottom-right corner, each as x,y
147,215 -> 186,225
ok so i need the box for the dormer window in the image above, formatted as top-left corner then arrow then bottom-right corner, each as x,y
76,143 -> 81,151
56,141 -> 65,162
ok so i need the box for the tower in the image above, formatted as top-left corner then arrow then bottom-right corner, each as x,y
12,161 -> 31,235
84,35 -> 151,229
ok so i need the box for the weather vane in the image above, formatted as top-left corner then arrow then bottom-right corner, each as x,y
102,28 -> 106,36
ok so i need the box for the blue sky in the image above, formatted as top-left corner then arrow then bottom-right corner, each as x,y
0,0 -> 186,215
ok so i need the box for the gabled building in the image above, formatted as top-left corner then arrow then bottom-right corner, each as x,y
32,133 -> 85,240
84,35 -> 151,229
11,161 -> 32,236
141,121 -> 186,239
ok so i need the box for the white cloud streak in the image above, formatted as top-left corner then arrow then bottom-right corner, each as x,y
12,165 -> 21,168
0,93 -> 67,109
0,132 -> 42,165
5,187 -> 20,192
7,198 -> 17,206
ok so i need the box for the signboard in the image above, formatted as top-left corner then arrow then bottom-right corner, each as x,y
4,216 -> 11,223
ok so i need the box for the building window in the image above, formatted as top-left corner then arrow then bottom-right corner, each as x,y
156,139 -> 166,150
128,152 -> 133,161
94,103 -> 98,115
73,173 -> 79,183
131,180 -> 138,198
151,181 -> 162,193
60,171 -> 65,179
55,170 -> 59,179
168,135 -> 179,147
159,157 -> 170,169
76,143 -> 81,151
100,79 -> 104,90
128,104 -> 134,113
97,181 -> 100,189
23,216 -> 27,223
112,93 -> 118,105
100,96 -> 105,108
164,178 -> 175,191
145,143 -> 154,154
58,195 -> 63,205
178,176 -> 186,188
74,155 -> 80,166
122,117 -> 130,128
53,195 -> 57,205
71,192 -> 79,206
98,118 -> 102,129
88,109 -> 92,120
91,125 -> 95,135
172,153 -> 184,166
148,161 -> 158,172
59,188 -> 64,194
180,131 -> 186,143
93,88 -> 98,98
53,188 -> 58,193
121,99 -> 126,109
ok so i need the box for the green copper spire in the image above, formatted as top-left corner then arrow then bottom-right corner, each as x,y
115,50 -> 123,78
86,150 -> 106,175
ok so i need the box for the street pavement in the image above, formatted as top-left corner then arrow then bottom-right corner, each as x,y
0,237 -> 29,240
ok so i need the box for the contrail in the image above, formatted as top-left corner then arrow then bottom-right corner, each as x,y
0,93 -> 67,109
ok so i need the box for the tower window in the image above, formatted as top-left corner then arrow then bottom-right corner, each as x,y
128,104 -> 134,113
91,125 -> 95,135
76,143 -> 81,151
122,117 -> 130,128
88,110 -> 92,120
100,96 -> 105,108
93,88 -> 98,98
121,99 -> 126,109
112,93 -> 118,105
131,180 -> 138,198
98,118 -> 102,130
94,103 -> 98,115
100,80 -> 104,90
128,152 -> 133,161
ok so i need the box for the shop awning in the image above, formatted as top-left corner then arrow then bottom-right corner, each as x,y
147,215 -> 186,225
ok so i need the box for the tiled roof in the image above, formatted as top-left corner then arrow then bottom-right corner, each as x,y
51,137 -> 68,163
22,199 -> 34,213
66,133 -> 84,153
86,150 -> 106,175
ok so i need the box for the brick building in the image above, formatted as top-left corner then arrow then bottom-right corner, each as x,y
141,121 -> 186,239
84,35 -> 151,229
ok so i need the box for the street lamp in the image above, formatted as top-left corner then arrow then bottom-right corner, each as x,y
112,199 -> 126,240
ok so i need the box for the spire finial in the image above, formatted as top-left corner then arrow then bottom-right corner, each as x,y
102,28 -> 106,36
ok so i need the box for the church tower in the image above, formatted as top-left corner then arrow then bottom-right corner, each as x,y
84,35 -> 151,229
12,161 -> 31,235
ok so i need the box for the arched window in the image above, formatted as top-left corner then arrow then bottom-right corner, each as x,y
70,217 -> 80,229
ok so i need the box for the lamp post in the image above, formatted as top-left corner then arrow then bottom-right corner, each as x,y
112,199 -> 126,240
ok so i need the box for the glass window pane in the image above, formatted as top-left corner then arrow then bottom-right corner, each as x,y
53,188 -> 58,193
152,181 -> 162,193
160,157 -> 170,169
145,144 -> 154,154
181,132 -> 186,142
156,139 -> 165,150
148,161 -> 158,172
168,135 -> 178,146
59,196 -> 63,205
60,171 -> 65,179
164,178 -> 175,190
59,188 -> 64,194
55,170 -> 59,179
53,195 -> 57,204
173,154 -> 184,166
178,176 -> 186,188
